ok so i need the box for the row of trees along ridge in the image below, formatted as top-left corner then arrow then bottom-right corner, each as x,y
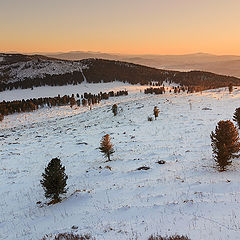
0,90 -> 128,120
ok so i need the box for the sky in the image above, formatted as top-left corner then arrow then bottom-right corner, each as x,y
1,0 -> 240,55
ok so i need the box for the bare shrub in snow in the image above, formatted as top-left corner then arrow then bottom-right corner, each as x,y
99,134 -> 114,161
148,116 -> 153,121
148,234 -> 190,240
54,233 -> 93,240
41,233 -> 94,240
210,120 -> 240,171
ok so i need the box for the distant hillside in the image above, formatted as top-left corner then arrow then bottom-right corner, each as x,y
1,53 -> 240,92
48,51 -> 120,61
0,53 -> 56,66
46,51 -> 240,78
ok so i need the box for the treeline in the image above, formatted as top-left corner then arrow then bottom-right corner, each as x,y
144,86 -> 189,95
0,89 -> 128,119
144,87 -> 166,94
0,95 -> 75,116
170,71 -> 240,91
0,71 -> 84,92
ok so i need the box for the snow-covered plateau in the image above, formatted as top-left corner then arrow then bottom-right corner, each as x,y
1,82 -> 240,240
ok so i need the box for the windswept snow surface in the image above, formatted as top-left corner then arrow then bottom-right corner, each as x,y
1,84 -> 240,240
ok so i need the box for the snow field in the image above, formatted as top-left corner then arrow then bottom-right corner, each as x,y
1,83 -> 240,239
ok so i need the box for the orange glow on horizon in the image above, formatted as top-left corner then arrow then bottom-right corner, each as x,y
1,0 -> 240,56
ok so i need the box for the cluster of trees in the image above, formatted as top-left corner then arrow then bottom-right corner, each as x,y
144,87 -> 166,94
108,90 -> 128,97
211,107 -> 240,171
82,90 -> 128,103
144,86 -> 189,95
0,95 -> 77,117
0,89 -> 128,119
149,82 -> 163,86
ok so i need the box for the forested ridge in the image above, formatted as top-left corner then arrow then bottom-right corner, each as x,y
1,54 -> 240,92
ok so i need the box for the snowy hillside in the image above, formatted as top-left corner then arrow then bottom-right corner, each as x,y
0,54 -> 87,83
0,81 -> 152,102
1,53 -> 240,93
1,83 -> 240,240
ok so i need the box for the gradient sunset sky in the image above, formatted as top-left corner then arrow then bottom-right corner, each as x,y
1,0 -> 240,55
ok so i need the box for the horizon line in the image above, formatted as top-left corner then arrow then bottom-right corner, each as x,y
2,51 -> 240,57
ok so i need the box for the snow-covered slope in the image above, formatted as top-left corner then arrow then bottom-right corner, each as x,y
1,83 -> 240,240
0,81 -> 158,102
0,53 -> 87,83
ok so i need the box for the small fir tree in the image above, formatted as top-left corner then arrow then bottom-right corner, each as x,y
99,134 -> 114,161
153,106 -> 159,120
228,83 -> 233,93
210,120 -> 240,171
40,158 -> 68,202
233,107 -> 240,129
112,104 -> 118,116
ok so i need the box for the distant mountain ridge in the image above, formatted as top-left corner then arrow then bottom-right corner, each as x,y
1,53 -> 240,93
48,51 -> 120,61
46,51 -> 240,78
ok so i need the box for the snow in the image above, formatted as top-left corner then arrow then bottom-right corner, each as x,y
1,83 -> 240,240
0,81 -> 161,102
0,60 -> 87,83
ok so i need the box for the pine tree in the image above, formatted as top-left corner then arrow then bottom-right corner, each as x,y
99,134 -> 114,161
70,97 -> 76,108
210,120 -> 240,171
112,104 -> 118,116
153,106 -> 159,120
228,83 -> 233,93
40,158 -> 68,202
233,107 -> 240,129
